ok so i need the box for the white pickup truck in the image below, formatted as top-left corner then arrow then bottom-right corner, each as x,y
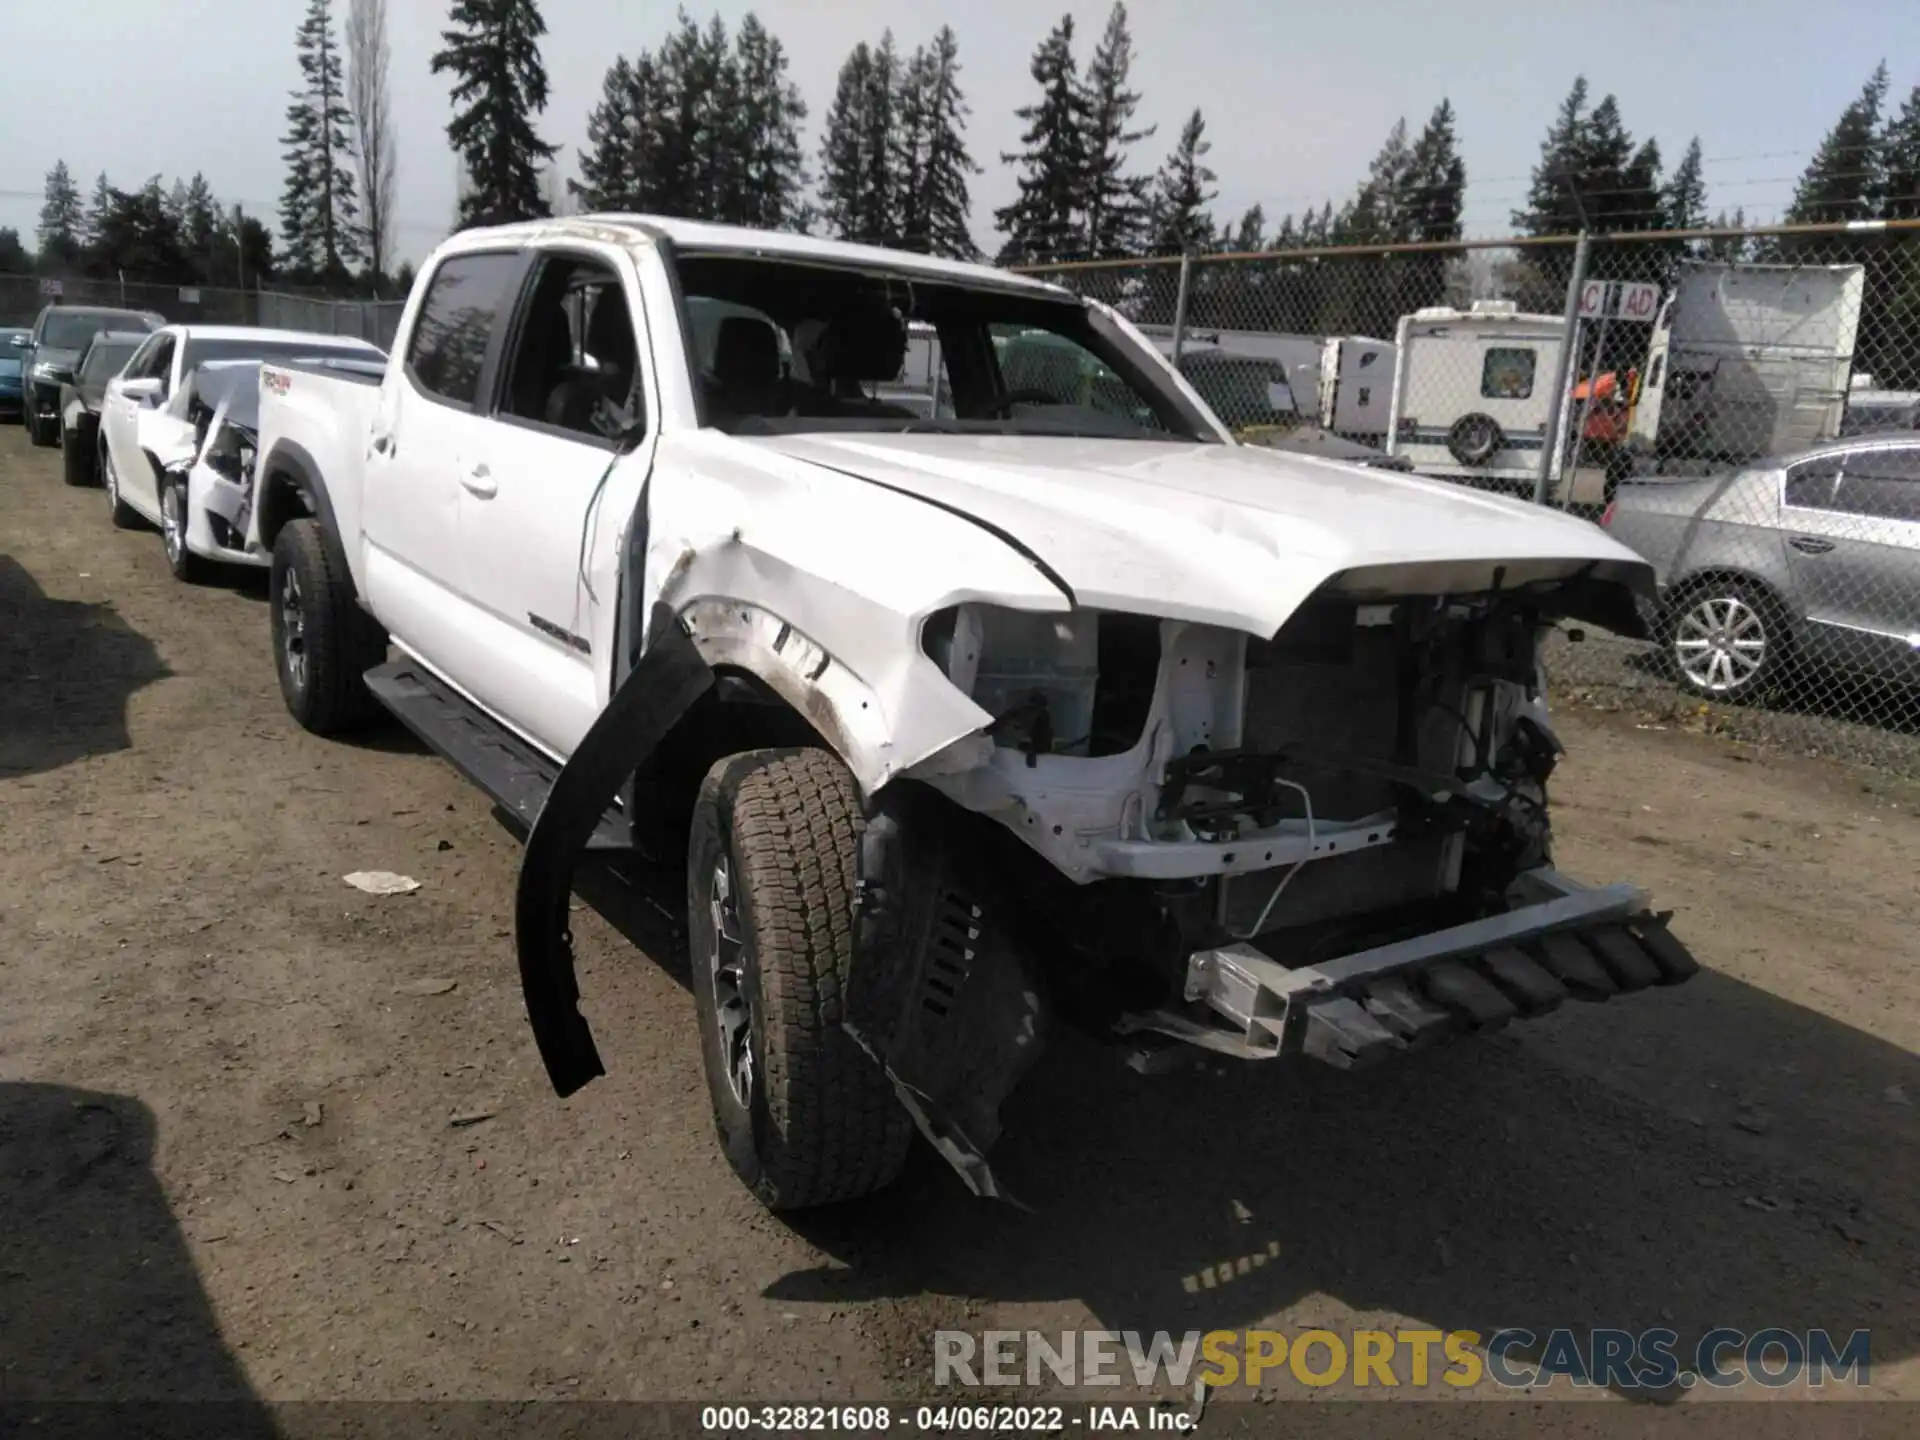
246,215 -> 1699,1210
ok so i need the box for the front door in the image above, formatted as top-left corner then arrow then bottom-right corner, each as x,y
106,331 -> 175,512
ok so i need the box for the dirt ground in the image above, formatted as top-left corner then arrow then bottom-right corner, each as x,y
3,421 -> 1918,1424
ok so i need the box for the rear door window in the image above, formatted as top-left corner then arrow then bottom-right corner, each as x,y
405,251 -> 521,409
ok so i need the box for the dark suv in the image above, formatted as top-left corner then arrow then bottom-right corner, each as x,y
18,303 -> 164,446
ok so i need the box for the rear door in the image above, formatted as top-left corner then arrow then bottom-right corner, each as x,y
360,248 -> 523,678
452,244 -> 655,757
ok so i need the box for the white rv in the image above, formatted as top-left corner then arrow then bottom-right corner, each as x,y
1318,334 -> 1398,438
1384,301 -> 1570,494
1627,260 -> 1866,468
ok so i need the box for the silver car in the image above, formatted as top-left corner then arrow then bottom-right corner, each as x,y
1603,437 -> 1920,699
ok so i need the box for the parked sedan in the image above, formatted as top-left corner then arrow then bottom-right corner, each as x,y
1603,437 -> 1920,700
99,325 -> 385,543
57,330 -> 147,487
0,326 -> 28,418
19,304 -> 165,446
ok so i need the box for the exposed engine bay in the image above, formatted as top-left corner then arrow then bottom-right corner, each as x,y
838,574 -> 1697,1199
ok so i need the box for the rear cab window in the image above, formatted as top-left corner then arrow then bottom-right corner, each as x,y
405,251 -> 522,409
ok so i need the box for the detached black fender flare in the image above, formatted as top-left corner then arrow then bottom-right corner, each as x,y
514,603 -> 715,1096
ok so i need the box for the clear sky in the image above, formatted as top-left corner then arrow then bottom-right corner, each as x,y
3,0 -> 1917,271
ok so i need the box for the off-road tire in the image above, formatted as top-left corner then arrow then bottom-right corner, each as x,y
269,518 -> 388,735
687,748 -> 911,1210
61,425 -> 94,487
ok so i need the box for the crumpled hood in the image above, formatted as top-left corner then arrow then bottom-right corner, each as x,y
742,432 -> 1653,636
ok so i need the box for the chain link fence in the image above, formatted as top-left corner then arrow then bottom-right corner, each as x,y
1,274 -> 403,351
1016,222 -> 1920,775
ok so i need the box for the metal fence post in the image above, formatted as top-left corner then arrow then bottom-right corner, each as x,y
1169,250 -> 1194,364
1534,230 -> 1591,506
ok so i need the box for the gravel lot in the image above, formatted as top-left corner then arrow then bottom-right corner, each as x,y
3,421 -> 1918,1424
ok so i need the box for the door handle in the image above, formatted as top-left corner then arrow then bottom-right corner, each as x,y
1789,535 -> 1834,555
459,463 -> 497,498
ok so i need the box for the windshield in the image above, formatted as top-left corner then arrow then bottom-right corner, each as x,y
674,255 -> 1212,442
80,339 -> 142,383
42,311 -> 153,349
184,338 -> 382,369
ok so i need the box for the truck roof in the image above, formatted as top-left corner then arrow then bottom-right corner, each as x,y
438,214 -> 1077,300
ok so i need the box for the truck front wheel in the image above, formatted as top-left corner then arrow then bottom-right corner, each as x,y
269,518 -> 388,735
687,748 -> 912,1210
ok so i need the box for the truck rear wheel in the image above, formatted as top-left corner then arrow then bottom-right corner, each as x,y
687,748 -> 912,1210
269,518 -> 388,735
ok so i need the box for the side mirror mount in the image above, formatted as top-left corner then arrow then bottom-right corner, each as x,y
120,376 -> 163,403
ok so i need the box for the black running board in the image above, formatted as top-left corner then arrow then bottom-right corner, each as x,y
363,660 -> 631,851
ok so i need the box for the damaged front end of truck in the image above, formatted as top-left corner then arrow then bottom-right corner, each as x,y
516,532 -> 1700,1203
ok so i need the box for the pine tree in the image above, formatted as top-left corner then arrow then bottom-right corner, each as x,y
1785,62 -> 1888,224
1227,205 -> 1264,252
1515,76 -> 1591,236
1398,99 -> 1467,315
1146,108 -> 1217,254
279,0 -> 361,278
83,173 -> 113,254
1078,2 -> 1152,258
1404,100 -> 1466,244
994,15 -> 1088,264
1882,85 -> 1920,221
858,32 -> 900,245
36,161 -> 84,270
895,45 -> 935,249
819,43 -> 878,242
432,0 -> 559,227
1662,137 -> 1708,231
573,56 -> 641,210
179,173 -> 223,284
689,15 -> 741,221
732,13 -> 808,230
910,26 -> 979,259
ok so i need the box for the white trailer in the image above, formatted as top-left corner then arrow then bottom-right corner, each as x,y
1384,301 -> 1570,494
1627,260 -> 1865,467
1318,334 -> 1397,438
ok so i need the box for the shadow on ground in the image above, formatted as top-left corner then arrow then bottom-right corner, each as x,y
0,554 -> 170,780
0,1081 -> 274,1429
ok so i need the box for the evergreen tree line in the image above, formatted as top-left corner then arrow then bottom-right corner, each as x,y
13,0 -> 1920,349
11,160 -> 275,289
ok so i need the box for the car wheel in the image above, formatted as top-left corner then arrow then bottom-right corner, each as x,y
1667,579 -> 1786,700
61,425 -> 95,487
160,472 -> 211,584
687,748 -> 912,1211
102,447 -> 140,529
269,518 -> 388,735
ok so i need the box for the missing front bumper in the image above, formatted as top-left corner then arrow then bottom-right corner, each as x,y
1117,867 -> 1699,1068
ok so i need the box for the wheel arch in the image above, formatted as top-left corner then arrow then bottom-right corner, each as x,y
257,440 -> 356,598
